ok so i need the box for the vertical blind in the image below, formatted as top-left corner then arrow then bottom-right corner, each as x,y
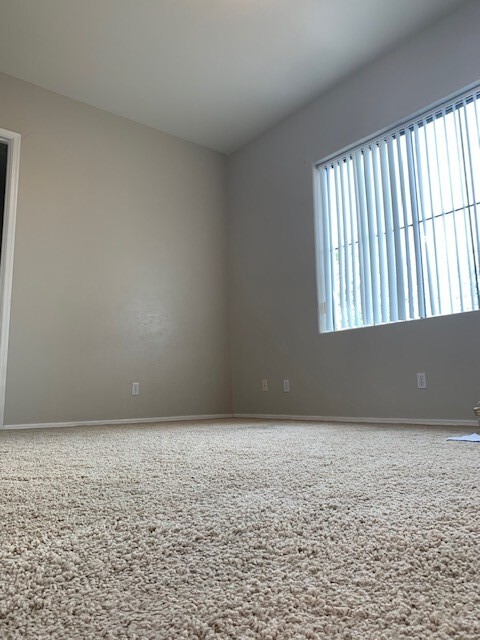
314,86 -> 480,332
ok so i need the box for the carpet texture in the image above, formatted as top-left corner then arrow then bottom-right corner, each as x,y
0,419 -> 479,639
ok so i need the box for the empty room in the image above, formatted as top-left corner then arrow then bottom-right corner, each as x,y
0,1 -> 479,638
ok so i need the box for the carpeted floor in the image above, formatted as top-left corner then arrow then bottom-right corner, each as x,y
0,419 -> 479,639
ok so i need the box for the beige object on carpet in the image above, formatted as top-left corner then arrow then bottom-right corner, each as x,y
0,419 -> 479,639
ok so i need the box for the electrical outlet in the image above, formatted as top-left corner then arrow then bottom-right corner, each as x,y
262,379 -> 268,392
132,382 -> 140,396
417,372 -> 427,389
283,379 -> 290,392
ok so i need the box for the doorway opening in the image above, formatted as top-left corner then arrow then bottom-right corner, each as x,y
0,143 -> 8,259
0,130 -> 21,427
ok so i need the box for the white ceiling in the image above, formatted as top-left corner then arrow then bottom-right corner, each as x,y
0,0 -> 467,153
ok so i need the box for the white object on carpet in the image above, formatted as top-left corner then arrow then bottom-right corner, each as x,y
446,432 -> 480,442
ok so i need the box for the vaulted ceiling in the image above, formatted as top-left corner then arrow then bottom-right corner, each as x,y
0,0 -> 467,153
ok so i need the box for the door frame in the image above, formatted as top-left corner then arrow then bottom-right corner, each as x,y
0,128 -> 21,427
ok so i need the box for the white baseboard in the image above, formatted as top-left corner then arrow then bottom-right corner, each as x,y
4,412 -> 476,431
233,413 -> 478,427
3,414 -> 233,430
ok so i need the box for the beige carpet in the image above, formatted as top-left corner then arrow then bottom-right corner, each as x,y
0,419 -> 478,639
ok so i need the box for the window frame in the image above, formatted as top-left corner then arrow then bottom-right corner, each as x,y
313,81 -> 480,334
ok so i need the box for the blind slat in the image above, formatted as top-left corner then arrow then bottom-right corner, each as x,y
354,153 -> 374,326
421,120 -> 444,315
405,127 -> 426,318
460,99 -> 480,305
379,139 -> 398,321
412,122 -> 438,316
347,159 -> 362,326
431,116 -> 454,314
387,135 -> 407,320
440,109 -> 465,311
363,147 -> 382,325
339,161 -> 354,327
321,168 -> 335,331
334,163 -> 347,328
372,145 -> 390,322
454,106 -> 478,310
395,132 -> 415,318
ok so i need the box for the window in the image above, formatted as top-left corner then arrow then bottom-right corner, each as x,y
314,85 -> 480,333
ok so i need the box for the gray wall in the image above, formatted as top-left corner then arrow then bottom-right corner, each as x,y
228,0 -> 480,421
1,72 -> 231,425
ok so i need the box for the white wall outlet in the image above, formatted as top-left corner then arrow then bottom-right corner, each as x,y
132,382 -> 140,396
262,379 -> 268,392
283,379 -> 290,392
417,372 -> 427,389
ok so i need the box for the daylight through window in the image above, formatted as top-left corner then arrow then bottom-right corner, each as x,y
314,85 -> 480,332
